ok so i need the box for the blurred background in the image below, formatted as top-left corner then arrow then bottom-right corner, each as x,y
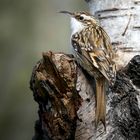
0,0 -> 87,140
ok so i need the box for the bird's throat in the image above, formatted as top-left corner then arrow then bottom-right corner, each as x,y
70,17 -> 85,35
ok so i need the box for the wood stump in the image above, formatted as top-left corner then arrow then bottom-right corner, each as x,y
30,52 -> 140,140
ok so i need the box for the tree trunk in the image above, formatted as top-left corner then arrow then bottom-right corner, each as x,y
30,1 -> 140,140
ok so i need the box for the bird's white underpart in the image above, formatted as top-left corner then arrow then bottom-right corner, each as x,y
70,17 -> 85,35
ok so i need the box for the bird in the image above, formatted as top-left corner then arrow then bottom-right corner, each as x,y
60,11 -> 116,130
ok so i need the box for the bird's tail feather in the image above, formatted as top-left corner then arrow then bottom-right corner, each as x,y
95,77 -> 106,131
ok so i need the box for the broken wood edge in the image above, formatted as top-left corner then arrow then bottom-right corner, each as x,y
30,52 -> 83,140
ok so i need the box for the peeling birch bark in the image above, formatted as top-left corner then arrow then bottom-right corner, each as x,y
75,55 -> 140,140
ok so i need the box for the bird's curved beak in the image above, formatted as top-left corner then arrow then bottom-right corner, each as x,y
59,11 -> 74,16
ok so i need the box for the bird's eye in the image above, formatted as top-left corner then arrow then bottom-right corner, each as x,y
79,16 -> 84,20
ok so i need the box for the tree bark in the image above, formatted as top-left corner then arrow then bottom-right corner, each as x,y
30,1 -> 140,140
30,52 -> 140,140
30,52 -> 83,140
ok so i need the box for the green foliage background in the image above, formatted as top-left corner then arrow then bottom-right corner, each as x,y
0,0 -> 87,140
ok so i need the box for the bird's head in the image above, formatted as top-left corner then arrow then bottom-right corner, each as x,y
60,11 -> 99,34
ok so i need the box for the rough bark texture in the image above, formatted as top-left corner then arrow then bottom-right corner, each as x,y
30,52 -> 82,140
30,52 -> 140,140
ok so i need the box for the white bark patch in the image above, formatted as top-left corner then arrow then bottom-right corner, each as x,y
129,80 -> 140,109
75,68 -> 114,140
137,94 -> 140,109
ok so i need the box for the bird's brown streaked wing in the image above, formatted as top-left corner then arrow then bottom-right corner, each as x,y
88,50 -> 113,82
71,38 -> 100,78
72,27 -> 116,84
88,27 -> 116,84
